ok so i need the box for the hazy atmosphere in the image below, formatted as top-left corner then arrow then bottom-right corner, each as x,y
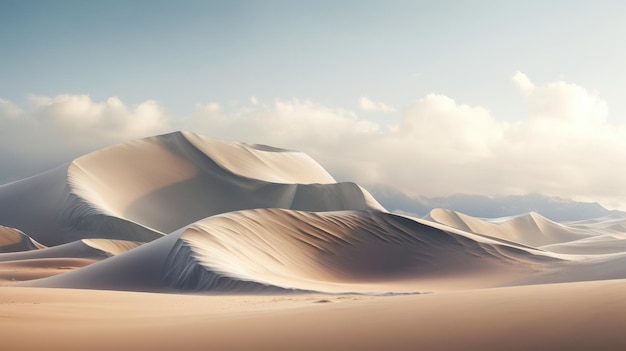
2,0 -> 626,210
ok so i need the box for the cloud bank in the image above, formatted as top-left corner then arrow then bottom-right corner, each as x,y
0,95 -> 172,180
1,73 -> 625,209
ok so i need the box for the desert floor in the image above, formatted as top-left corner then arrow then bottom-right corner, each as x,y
3,279 -> 626,351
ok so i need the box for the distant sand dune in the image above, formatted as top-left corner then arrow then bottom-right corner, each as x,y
0,237 -> 142,283
0,258 -> 97,283
426,208 -> 594,246
0,239 -> 142,263
0,226 -> 45,253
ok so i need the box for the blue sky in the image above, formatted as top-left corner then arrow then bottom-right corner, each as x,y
4,0 -> 625,119
2,1 -> 626,210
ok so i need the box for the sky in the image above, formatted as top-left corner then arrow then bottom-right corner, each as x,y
1,0 -> 626,210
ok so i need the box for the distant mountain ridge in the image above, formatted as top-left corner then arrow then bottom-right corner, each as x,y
366,184 -> 626,222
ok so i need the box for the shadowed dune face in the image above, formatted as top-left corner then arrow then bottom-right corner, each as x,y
0,258 -> 98,283
163,209 -> 550,293
20,208 -> 550,293
0,165 -> 71,245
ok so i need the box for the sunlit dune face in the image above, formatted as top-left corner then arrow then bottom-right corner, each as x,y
68,137 -> 199,216
0,227 -> 23,247
183,132 -> 336,184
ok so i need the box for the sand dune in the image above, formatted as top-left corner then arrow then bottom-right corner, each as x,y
2,131 -> 626,349
0,237 -> 143,283
168,209 -> 547,292
4,132 -> 626,293
0,258 -> 98,283
0,238 -> 142,262
19,207 -> 597,293
0,226 -> 45,253
426,208 -> 595,246
0,131 -> 383,246
427,208 -> 626,254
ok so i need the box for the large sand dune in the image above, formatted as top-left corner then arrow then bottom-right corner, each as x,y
2,131 -> 626,349
0,131 -> 383,246
21,208 -> 550,292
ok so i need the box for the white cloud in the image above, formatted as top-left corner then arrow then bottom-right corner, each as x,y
513,72 -> 609,136
249,96 -> 259,105
398,93 -> 507,158
24,94 -> 172,140
0,94 -> 173,182
359,96 -> 396,113
2,73 -> 626,210
512,71 -> 534,93
0,98 -> 23,119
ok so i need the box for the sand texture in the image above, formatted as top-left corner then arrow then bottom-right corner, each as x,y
2,131 -> 626,349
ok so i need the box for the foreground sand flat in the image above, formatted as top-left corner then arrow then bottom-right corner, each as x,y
2,279 -> 626,351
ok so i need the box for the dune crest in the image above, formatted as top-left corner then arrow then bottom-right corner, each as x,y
0,131 -> 383,246
0,226 -> 45,253
23,208 -> 563,293
426,208 -> 593,246
182,131 -> 337,184
66,131 -> 384,235
0,237 -> 143,283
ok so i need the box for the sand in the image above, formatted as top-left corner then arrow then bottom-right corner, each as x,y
1,131 -> 626,350
2,279 -> 626,350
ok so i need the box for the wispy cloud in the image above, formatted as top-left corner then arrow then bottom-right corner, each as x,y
359,96 -> 396,113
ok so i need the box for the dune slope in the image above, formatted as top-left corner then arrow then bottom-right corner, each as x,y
427,208 -> 594,246
0,131 -> 383,246
0,226 -> 45,253
22,208 -> 562,293
0,237 -> 142,283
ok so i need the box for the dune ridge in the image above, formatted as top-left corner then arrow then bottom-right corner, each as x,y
0,226 -> 45,253
67,131 -> 383,235
426,208 -> 595,246
0,239 -> 141,262
2,131 -> 626,295
168,209 -> 550,292
0,131 -> 383,246
22,208 -> 567,293
0,236 -> 142,283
